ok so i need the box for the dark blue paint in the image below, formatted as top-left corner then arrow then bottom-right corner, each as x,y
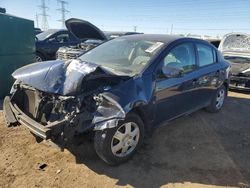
13,35 -> 230,130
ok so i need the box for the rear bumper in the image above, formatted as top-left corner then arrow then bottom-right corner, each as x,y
3,96 -> 67,139
229,75 -> 250,91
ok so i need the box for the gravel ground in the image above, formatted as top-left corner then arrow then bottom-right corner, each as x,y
0,91 -> 249,188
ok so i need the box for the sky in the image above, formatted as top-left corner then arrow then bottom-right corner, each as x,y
1,0 -> 250,37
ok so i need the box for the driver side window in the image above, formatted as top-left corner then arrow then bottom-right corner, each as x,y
163,43 -> 196,73
49,33 -> 69,43
56,33 -> 69,43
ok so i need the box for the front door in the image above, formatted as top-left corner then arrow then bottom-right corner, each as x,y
154,42 -> 201,125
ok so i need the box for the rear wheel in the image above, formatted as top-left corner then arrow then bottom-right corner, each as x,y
94,113 -> 144,165
206,85 -> 226,113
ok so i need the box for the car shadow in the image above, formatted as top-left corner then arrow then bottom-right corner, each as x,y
63,94 -> 250,188
229,88 -> 250,95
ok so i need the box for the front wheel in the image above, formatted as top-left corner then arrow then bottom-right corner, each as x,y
206,85 -> 226,113
35,52 -> 44,62
94,113 -> 144,165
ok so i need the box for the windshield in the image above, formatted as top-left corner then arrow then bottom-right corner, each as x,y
225,56 -> 250,64
36,29 -> 58,41
79,38 -> 164,75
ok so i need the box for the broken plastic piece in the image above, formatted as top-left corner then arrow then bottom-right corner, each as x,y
93,94 -> 125,130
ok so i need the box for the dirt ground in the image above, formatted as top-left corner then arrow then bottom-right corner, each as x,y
0,91 -> 249,188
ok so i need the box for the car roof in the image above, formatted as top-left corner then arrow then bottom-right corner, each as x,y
119,34 -> 182,43
44,29 -> 67,33
119,34 -> 210,46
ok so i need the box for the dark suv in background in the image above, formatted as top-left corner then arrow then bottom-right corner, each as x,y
35,29 -> 81,61
56,18 -> 143,60
36,19 -> 142,62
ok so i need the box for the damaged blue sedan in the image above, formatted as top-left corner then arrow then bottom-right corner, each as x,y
3,34 -> 230,165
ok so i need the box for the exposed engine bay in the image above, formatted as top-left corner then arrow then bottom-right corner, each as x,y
57,40 -> 103,60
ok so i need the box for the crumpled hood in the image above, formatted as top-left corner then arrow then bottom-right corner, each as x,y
65,18 -> 107,41
219,33 -> 250,53
12,59 -> 112,95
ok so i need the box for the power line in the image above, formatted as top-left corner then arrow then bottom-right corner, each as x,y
57,0 -> 69,29
38,0 -> 49,31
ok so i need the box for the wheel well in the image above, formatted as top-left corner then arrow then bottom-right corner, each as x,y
223,81 -> 229,95
36,51 -> 45,59
130,107 -> 152,135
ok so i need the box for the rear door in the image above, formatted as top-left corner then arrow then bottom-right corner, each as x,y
154,42 -> 201,125
194,42 -> 223,105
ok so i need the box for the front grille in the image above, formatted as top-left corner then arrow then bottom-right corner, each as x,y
231,72 -> 250,77
230,77 -> 250,88
57,51 -> 80,60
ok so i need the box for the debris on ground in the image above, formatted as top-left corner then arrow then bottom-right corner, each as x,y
38,163 -> 47,171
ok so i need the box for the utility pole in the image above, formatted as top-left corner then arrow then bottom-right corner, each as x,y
57,0 -> 69,29
170,24 -> 173,34
38,0 -> 49,31
133,26 -> 137,32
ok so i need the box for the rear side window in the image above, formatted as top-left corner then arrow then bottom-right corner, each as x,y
197,44 -> 215,67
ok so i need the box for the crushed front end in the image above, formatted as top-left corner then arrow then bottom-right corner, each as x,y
4,82 -> 98,140
3,59 -> 128,143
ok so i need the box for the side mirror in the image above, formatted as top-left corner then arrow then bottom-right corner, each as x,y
161,66 -> 184,78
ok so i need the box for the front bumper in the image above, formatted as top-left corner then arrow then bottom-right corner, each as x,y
229,75 -> 250,91
3,96 -> 67,139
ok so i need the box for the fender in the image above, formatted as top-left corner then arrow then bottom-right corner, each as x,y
93,75 -> 155,131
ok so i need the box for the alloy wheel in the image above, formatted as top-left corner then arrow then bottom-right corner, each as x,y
111,122 -> 140,157
216,89 -> 225,109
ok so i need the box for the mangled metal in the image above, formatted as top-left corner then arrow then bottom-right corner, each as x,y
4,35 -> 163,145
12,59 -> 114,95
5,58 -> 130,142
92,94 -> 126,130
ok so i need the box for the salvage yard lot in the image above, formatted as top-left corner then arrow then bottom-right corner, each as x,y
0,91 -> 249,188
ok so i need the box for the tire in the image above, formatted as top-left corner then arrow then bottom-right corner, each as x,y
35,52 -> 44,62
206,85 -> 226,113
94,113 -> 144,165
